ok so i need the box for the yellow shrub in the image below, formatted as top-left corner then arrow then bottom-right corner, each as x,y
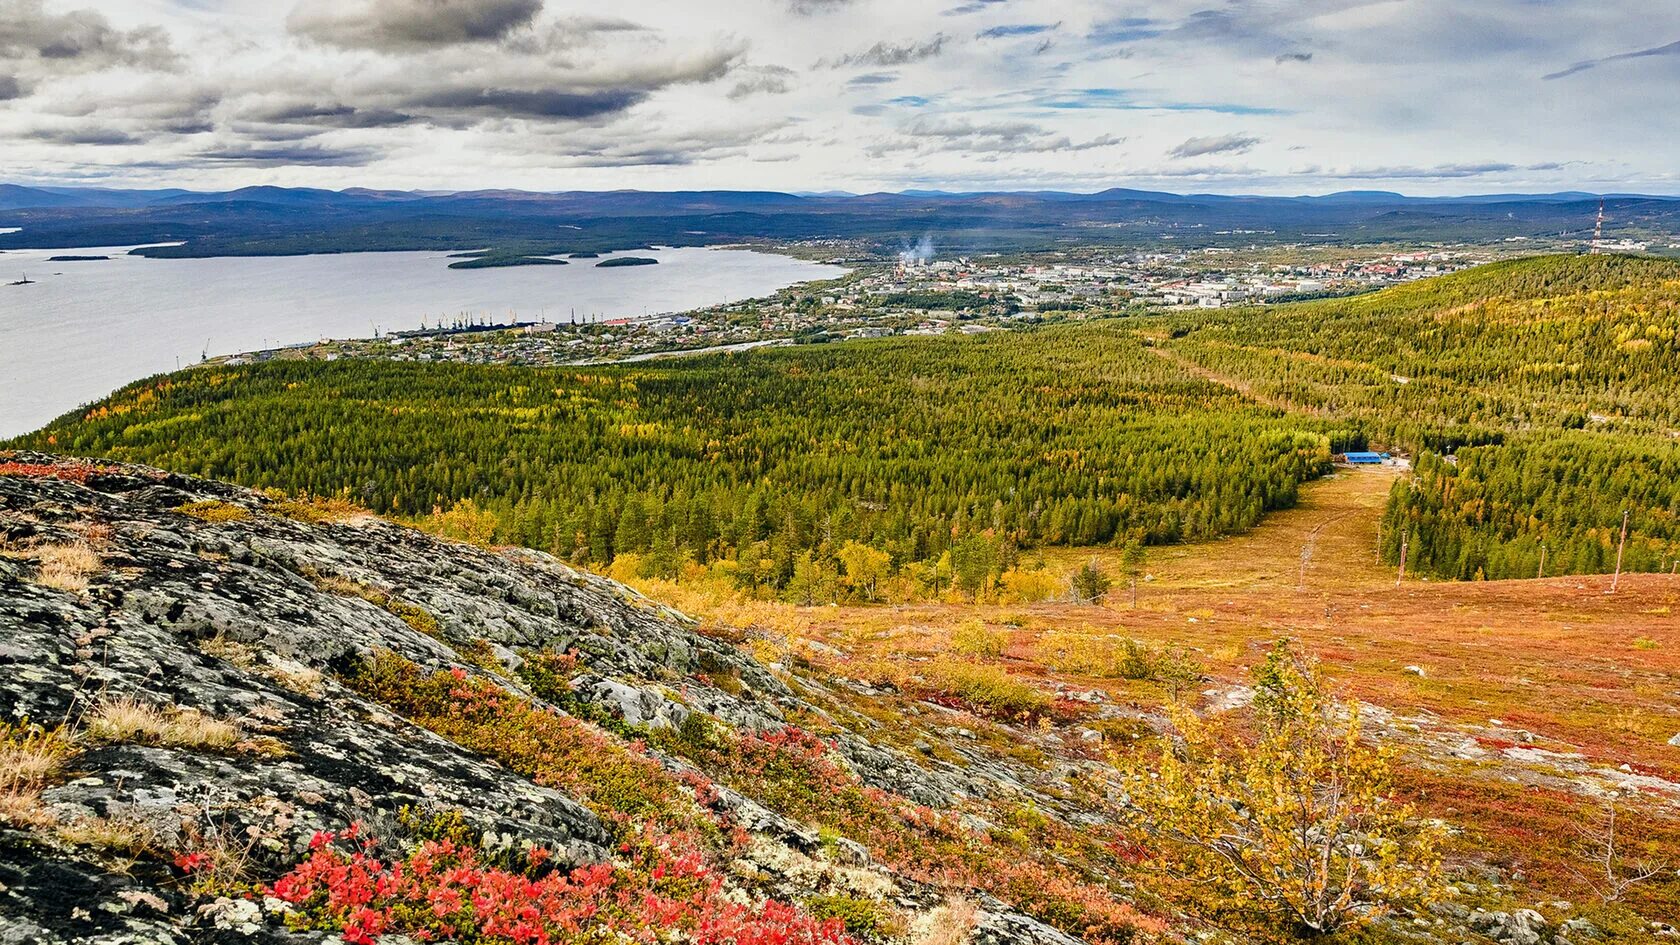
174,500 -> 250,523
267,494 -> 365,524
998,568 -> 1062,604
1036,630 -> 1152,679
918,658 -> 1049,718
949,619 -> 1009,658
1116,643 -> 1445,939
608,553 -> 645,584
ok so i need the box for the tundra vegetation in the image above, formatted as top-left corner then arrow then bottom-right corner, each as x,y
8,254 -> 1680,942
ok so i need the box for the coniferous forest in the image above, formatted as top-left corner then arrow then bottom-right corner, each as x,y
13,327 -> 1338,595
14,253 -> 1680,586
1160,254 -> 1680,580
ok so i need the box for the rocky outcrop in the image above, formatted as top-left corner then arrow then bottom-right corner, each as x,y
0,455 -> 1091,944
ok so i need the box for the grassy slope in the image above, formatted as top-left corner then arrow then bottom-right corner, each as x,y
636,467 -> 1680,928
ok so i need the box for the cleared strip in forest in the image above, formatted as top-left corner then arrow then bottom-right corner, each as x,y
1143,343 -> 1325,417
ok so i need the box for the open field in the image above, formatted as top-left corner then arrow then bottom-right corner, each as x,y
632,465 -> 1680,919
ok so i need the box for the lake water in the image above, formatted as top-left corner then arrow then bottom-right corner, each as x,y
0,246 -> 846,438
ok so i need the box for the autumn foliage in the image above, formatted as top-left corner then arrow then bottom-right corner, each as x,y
1117,642 -> 1446,941
270,826 -> 850,945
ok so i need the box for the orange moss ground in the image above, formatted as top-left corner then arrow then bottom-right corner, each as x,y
630,467 -> 1680,914
795,468 -> 1680,780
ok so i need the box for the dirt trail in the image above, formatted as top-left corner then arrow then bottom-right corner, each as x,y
1042,464 -> 1400,592
1145,342 -> 1316,415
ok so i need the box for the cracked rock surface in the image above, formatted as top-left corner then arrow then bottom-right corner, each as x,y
1,455 -> 1083,943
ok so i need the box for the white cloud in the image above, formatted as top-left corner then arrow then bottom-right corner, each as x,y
0,0 -> 1674,194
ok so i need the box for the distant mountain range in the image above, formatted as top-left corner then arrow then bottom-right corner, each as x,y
2,184 -> 1676,258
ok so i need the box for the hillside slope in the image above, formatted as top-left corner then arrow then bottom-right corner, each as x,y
0,454 -> 1126,945
1158,254 -> 1680,579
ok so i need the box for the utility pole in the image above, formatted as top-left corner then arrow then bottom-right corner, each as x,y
1396,532 -> 1409,588
1611,510 -> 1630,593
1537,544 -> 1547,580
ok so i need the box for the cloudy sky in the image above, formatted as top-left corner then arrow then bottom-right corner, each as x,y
1,0 -> 1675,194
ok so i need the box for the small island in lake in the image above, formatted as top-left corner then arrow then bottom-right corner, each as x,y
447,253 -> 569,270
48,255 -> 110,262
567,251 -> 599,258
596,256 -> 658,268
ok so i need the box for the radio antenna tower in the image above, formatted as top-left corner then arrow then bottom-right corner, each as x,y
1590,197 -> 1606,254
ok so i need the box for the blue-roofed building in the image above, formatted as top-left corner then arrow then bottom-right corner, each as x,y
1342,451 -> 1388,464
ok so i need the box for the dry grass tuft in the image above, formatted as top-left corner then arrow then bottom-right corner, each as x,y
313,575 -> 444,639
0,789 -> 58,829
32,541 -> 101,593
266,659 -> 325,698
199,635 -> 258,667
0,721 -> 78,830
0,722 -> 76,793
88,698 -> 240,751
912,896 -> 978,945
58,813 -> 158,859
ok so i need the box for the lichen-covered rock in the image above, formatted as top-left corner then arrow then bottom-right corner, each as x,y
0,455 -> 1089,943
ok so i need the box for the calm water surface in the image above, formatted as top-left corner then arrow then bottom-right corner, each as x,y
0,246 -> 845,438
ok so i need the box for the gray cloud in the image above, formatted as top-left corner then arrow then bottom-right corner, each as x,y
26,125 -> 139,145
1544,39 -> 1680,79
230,33 -> 743,135
788,0 -> 854,15
884,116 -> 1122,156
480,116 -> 784,168
847,72 -> 899,87
196,142 -> 378,166
1333,162 -> 1521,180
0,0 -> 178,74
1276,52 -> 1313,64
827,35 -> 948,68
977,24 -> 1056,40
728,65 -> 796,100
1170,133 -> 1261,159
244,101 -> 419,129
287,0 -> 544,51
402,86 -> 647,120
0,74 -> 21,99
943,0 -> 1007,15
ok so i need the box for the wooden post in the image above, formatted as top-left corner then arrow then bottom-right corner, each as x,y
1396,532 -> 1409,588
1611,510 -> 1629,593
1537,544 -> 1546,580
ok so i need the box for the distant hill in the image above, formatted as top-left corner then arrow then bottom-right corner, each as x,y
2,184 -> 1677,257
